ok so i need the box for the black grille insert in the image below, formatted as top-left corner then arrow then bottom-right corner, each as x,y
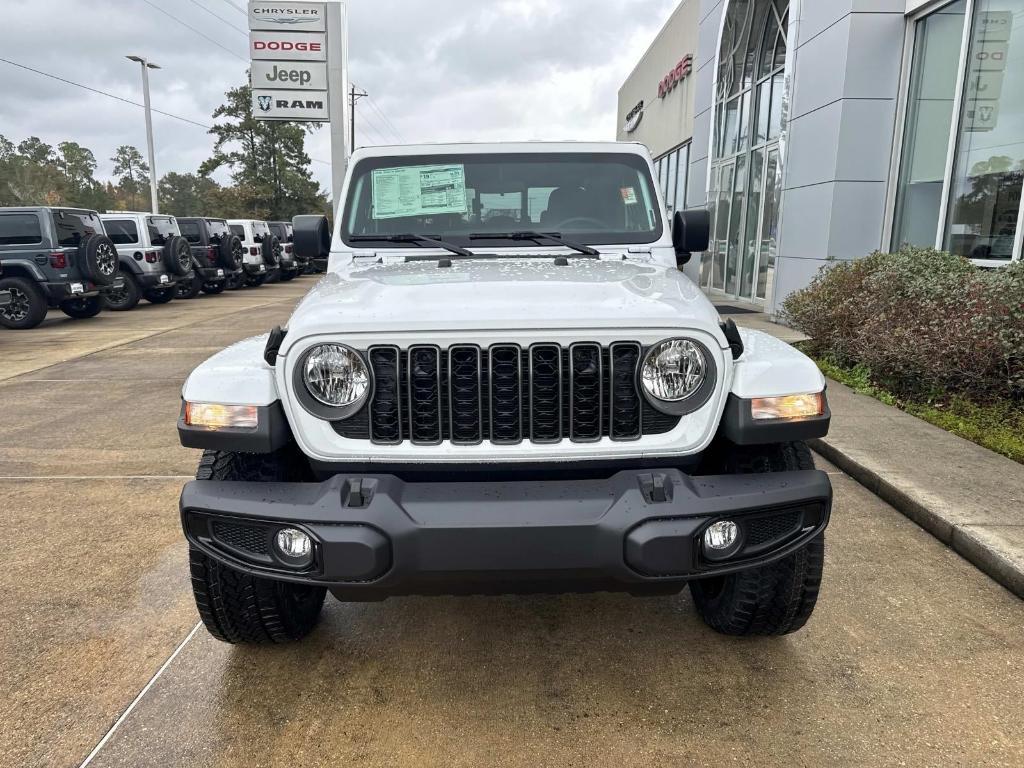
334,343 -> 683,445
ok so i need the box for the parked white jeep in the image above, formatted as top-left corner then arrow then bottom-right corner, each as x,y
178,142 -> 832,645
227,219 -> 279,287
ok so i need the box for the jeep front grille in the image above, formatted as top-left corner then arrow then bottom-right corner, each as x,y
333,343 -> 682,446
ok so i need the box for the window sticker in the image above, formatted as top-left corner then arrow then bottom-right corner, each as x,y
620,186 -> 639,205
371,164 -> 468,219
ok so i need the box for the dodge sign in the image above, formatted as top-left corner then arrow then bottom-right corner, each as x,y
250,30 -> 327,61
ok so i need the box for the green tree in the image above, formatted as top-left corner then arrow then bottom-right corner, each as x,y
111,145 -> 150,211
158,172 -> 228,216
3,136 -> 64,205
201,82 -> 328,219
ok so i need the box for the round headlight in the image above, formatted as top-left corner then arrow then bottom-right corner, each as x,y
641,339 -> 707,402
303,344 -> 370,407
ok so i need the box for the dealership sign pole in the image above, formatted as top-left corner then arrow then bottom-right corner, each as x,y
248,1 -> 349,213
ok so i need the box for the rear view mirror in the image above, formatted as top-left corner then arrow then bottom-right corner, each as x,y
672,208 -> 710,267
293,215 -> 331,262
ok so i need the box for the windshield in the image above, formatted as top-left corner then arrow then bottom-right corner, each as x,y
342,152 -> 662,249
147,216 -> 178,246
54,210 -> 103,248
207,220 -> 231,243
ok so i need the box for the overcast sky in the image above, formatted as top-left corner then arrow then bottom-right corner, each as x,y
0,0 -> 676,194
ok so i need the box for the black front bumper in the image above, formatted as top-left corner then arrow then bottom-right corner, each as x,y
243,262 -> 269,276
41,280 -> 101,303
195,266 -> 230,283
137,272 -> 178,289
181,468 -> 831,599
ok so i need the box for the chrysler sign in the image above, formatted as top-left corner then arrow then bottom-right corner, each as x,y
249,1 -> 326,31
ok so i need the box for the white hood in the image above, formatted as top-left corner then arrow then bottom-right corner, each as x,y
284,256 -> 728,345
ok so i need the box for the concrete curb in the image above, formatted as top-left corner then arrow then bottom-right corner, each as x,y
809,437 -> 1024,599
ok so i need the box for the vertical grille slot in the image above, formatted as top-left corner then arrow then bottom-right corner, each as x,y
529,344 -> 563,443
489,344 -> 523,444
609,342 -> 642,441
407,346 -> 442,444
570,343 -> 603,442
368,346 -> 402,444
448,345 -> 483,445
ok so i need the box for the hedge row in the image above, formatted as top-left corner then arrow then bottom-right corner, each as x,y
781,247 -> 1024,401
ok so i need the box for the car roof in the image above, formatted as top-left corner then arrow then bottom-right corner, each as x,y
348,140 -> 652,162
0,206 -> 101,215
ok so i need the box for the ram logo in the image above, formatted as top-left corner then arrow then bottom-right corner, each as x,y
257,95 -> 273,112
276,99 -> 324,109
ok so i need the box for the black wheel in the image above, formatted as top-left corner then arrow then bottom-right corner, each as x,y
163,236 -> 194,277
279,266 -> 298,282
201,282 -> 226,295
100,271 -> 141,311
189,449 -> 325,645
244,273 -> 268,288
225,271 -> 245,290
143,287 -> 175,304
690,442 -> 825,637
60,296 -> 103,319
175,274 -> 203,300
77,234 -> 119,286
0,277 -> 48,330
219,235 -> 245,272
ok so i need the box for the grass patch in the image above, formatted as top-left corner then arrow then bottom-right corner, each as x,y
812,355 -> 1024,465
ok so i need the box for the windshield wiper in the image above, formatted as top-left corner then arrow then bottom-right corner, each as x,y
468,231 -> 600,257
349,233 -> 475,258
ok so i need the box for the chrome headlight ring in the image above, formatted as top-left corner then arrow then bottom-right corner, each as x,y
639,338 -> 717,416
292,344 -> 372,421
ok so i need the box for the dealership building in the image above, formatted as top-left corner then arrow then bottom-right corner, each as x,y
618,0 -> 1022,313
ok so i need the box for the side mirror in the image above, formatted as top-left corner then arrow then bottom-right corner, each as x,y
292,215 -> 331,262
671,208 -> 710,267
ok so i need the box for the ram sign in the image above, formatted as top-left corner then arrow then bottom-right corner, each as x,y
251,90 -> 330,120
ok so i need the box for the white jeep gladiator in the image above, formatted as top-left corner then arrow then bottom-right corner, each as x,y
177,142 -> 832,645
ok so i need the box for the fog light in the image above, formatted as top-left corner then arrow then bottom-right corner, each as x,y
704,520 -> 739,551
276,528 -> 313,564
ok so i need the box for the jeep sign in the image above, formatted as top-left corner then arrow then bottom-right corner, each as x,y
252,89 -> 330,120
251,61 -> 328,90
250,30 -> 327,61
249,1 -> 326,32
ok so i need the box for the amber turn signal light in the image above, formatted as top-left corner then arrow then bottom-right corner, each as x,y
184,402 -> 259,430
750,392 -> 824,421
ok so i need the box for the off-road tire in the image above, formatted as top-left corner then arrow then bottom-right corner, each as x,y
0,276 -> 48,329
60,296 -> 103,319
245,273 -> 268,288
163,236 -> 193,277
77,234 -> 119,286
189,449 -> 325,644
143,287 -> 175,304
101,271 -> 141,311
261,235 -> 282,269
175,274 -> 202,300
279,266 -> 298,282
690,442 -> 824,636
219,235 -> 245,271
201,282 -> 226,295
226,271 -> 245,290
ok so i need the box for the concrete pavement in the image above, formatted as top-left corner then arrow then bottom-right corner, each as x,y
1,284 -> 1022,767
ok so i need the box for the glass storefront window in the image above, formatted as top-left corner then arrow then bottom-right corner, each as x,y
945,0 -> 1021,261
674,144 -> 689,215
710,0 -> 789,304
665,151 -> 677,210
892,1 -> 968,248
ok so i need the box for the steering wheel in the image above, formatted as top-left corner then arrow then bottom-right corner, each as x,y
556,216 -> 609,231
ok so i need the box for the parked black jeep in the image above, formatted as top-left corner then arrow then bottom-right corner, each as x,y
178,217 -> 245,294
0,207 -> 123,329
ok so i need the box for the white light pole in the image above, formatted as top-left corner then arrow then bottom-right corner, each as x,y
126,55 -> 160,213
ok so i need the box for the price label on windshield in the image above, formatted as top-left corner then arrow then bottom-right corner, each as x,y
371,164 -> 469,219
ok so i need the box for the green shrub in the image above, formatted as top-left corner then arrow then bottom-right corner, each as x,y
782,248 -> 1024,401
